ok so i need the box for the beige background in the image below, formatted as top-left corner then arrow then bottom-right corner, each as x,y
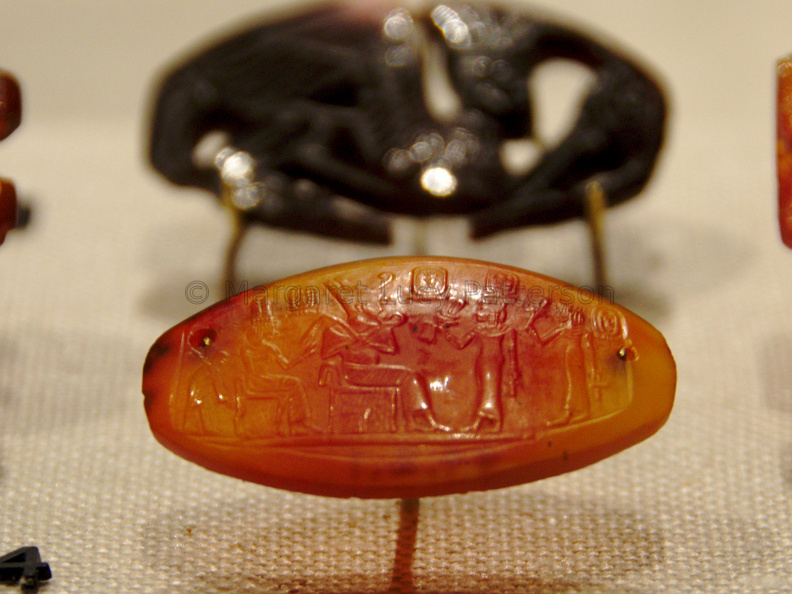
0,0 -> 790,591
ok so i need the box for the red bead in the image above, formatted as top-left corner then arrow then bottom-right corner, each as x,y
143,258 -> 675,498
0,73 -> 21,141
0,179 -> 16,245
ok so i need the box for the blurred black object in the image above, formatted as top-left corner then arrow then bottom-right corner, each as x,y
0,546 -> 51,590
148,2 -> 666,243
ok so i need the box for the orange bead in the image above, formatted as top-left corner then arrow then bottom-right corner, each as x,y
143,257 -> 675,498
778,56 -> 792,247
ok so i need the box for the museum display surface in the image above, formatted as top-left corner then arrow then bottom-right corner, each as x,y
0,1 -> 789,591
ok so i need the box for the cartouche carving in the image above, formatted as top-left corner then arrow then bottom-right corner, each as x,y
144,257 -> 675,498
412,266 -> 448,300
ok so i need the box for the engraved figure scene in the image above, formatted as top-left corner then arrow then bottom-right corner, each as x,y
170,265 -> 635,443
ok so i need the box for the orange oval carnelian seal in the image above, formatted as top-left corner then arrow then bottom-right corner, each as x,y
143,257 -> 675,498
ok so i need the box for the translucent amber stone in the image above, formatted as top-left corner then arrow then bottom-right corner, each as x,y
143,258 -> 675,498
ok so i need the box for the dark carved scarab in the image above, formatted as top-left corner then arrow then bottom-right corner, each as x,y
148,2 -> 666,244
